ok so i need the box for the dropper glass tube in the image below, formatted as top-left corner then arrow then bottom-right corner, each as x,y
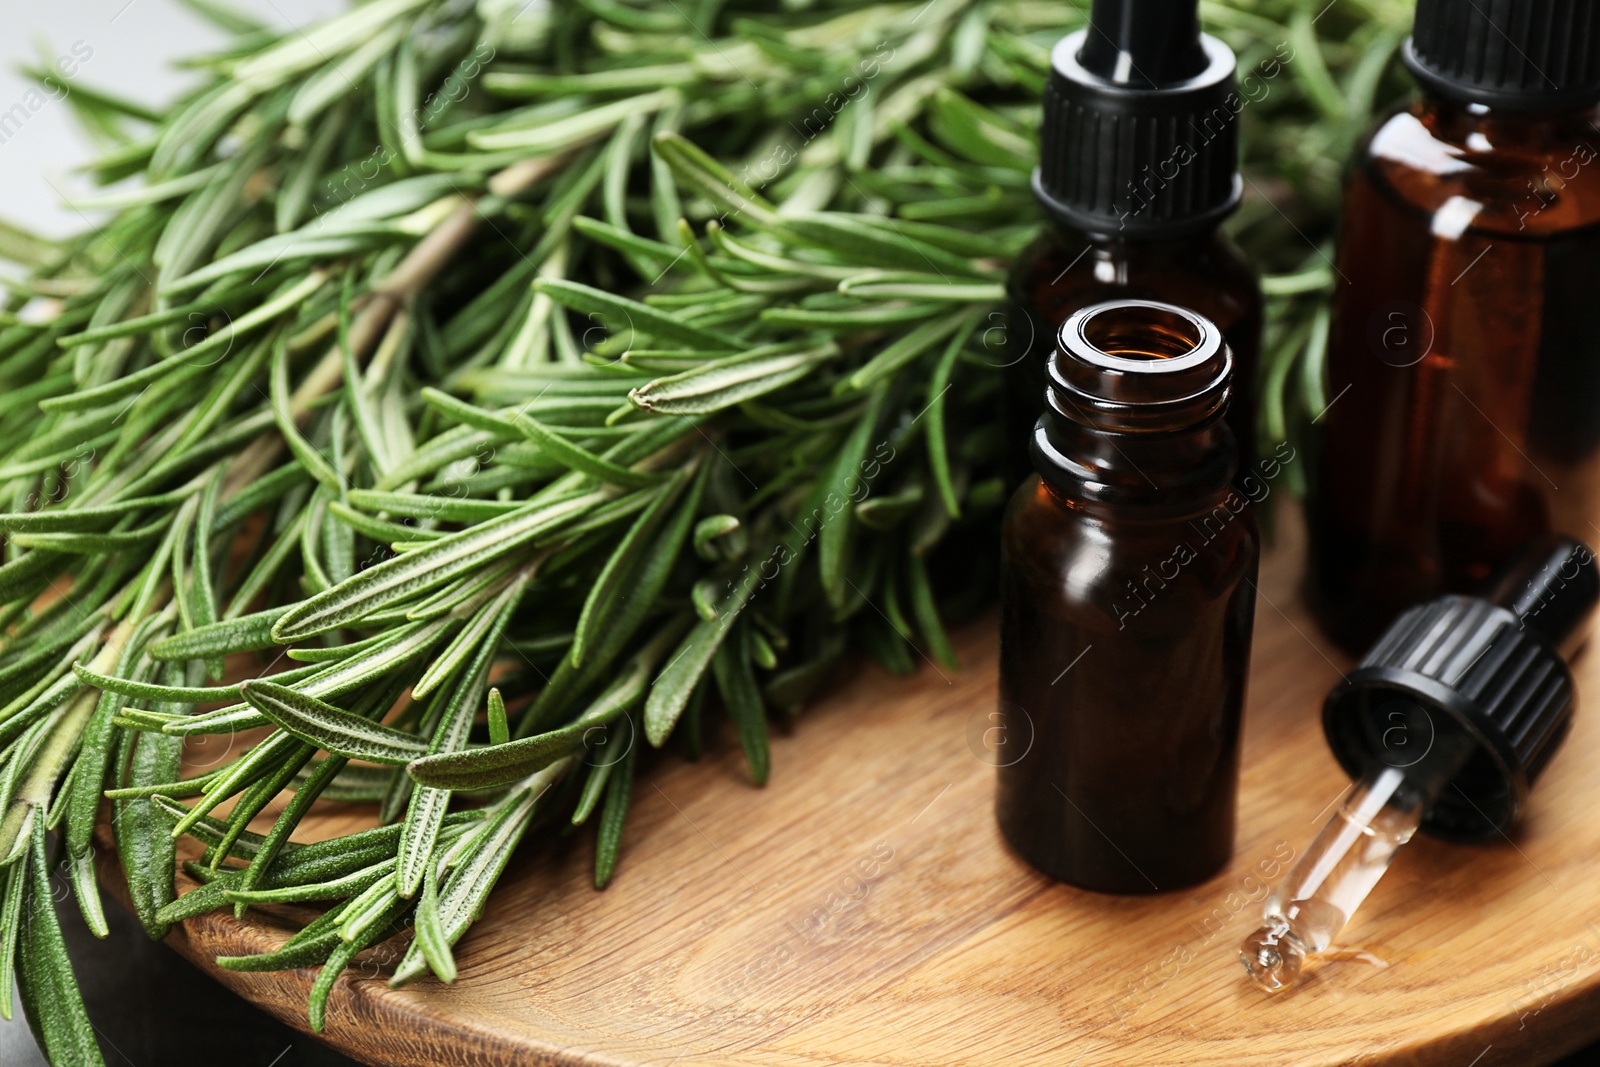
1240,712 -> 1476,992
1240,767 -> 1420,991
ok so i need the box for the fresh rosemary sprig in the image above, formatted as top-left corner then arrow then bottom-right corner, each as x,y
0,0 -> 1410,1059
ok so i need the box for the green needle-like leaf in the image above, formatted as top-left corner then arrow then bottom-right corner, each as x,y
17,821 -> 105,1066
421,387 -> 663,489
147,607 -> 290,660
486,688 -> 509,747
534,278 -> 739,352
239,682 -> 427,765
628,343 -> 838,415
272,491 -> 601,640
594,738 -> 636,890
413,865 -> 457,983
713,622 -> 770,786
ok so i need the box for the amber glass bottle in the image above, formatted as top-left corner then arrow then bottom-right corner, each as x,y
997,300 -> 1259,894
1004,0 -> 1261,486
1308,0 -> 1600,651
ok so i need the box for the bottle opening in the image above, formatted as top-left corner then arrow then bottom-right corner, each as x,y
1080,302 -> 1205,362
1061,299 -> 1220,377
1047,299 -> 1231,429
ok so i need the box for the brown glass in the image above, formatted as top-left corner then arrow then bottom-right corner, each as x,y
996,301 -> 1260,894
1308,98 -> 1600,651
1004,223 -> 1263,487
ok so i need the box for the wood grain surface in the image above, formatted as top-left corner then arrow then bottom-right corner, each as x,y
97,505 -> 1600,1066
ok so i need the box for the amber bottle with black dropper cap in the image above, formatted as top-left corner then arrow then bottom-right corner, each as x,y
997,300 -> 1259,894
1308,0 -> 1600,651
1005,0 -> 1262,488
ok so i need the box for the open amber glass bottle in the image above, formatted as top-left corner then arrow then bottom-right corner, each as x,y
997,300 -> 1259,894
1307,0 -> 1600,650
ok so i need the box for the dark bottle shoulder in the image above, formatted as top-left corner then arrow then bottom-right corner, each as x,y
1003,477 -> 1259,566
1007,224 -> 1261,331
1356,100 -> 1600,238
1002,479 -> 1259,629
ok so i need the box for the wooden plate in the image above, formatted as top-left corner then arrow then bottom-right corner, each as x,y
99,506 -> 1600,1066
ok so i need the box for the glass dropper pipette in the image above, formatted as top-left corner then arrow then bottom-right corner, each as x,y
1240,722 -> 1474,991
1241,536 -> 1599,993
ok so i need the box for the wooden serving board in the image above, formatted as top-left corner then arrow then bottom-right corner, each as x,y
100,505 -> 1600,1067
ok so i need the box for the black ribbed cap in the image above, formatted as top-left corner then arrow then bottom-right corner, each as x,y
1323,536 -> 1599,842
1404,0 -> 1600,110
1034,0 -> 1242,237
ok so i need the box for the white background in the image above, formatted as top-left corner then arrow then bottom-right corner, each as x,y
0,0 -> 341,238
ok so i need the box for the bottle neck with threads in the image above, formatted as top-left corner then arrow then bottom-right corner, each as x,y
1032,299 -> 1236,518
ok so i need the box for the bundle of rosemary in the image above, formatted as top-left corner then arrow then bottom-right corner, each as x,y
0,0 -> 1409,1060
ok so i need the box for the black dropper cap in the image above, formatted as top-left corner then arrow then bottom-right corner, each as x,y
1034,0 -> 1242,238
1324,536 -> 1599,842
1404,0 -> 1600,111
